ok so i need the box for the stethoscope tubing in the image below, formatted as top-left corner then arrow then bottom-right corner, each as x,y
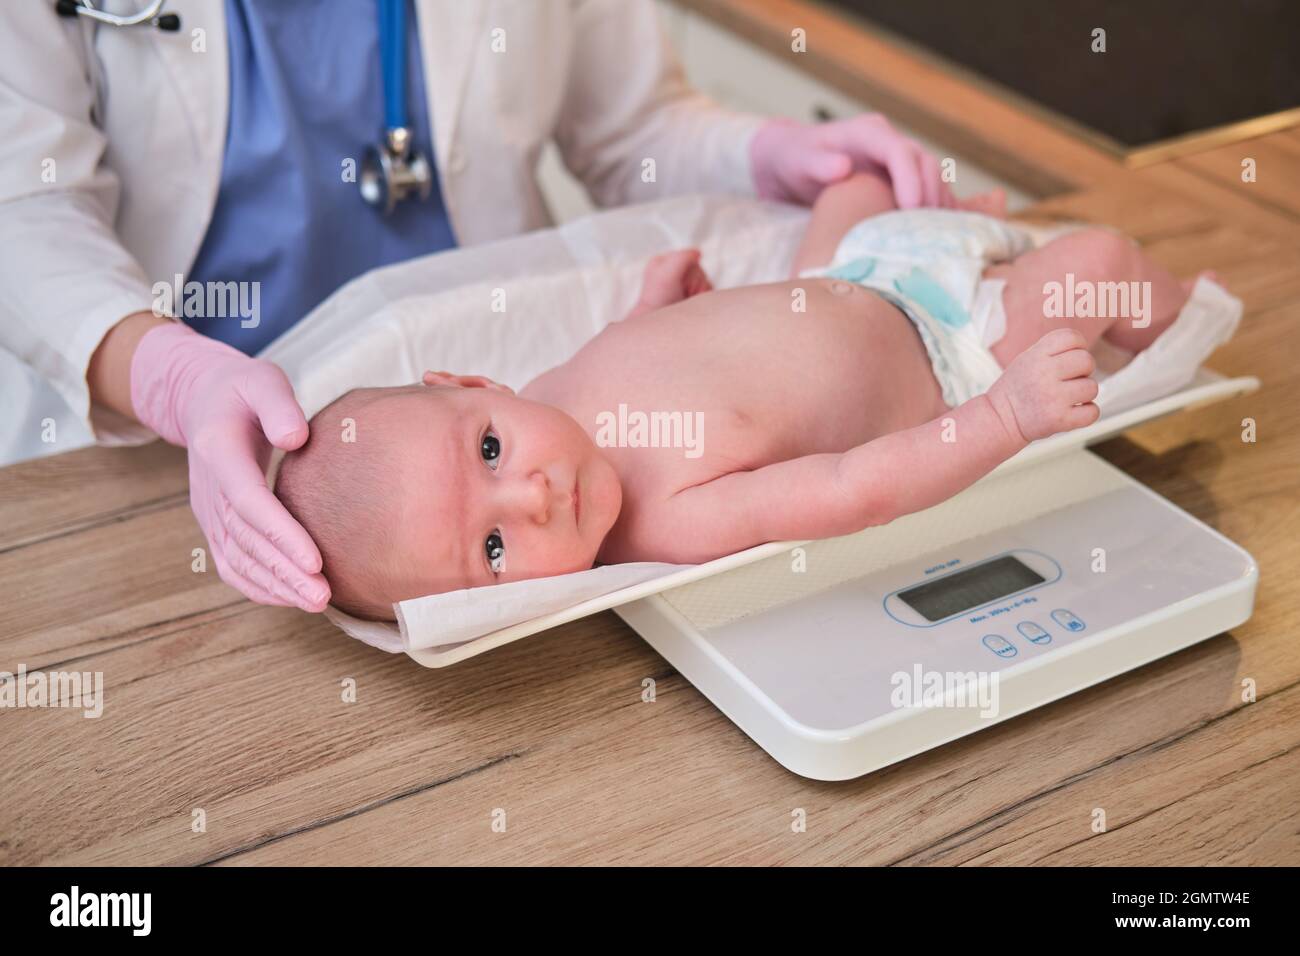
56,0 -> 178,31
380,0 -> 408,134
59,0 -> 429,211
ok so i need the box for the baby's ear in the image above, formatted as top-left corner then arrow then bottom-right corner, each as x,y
421,370 -> 515,394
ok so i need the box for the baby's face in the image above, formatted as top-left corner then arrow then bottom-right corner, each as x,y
373,381 -> 622,597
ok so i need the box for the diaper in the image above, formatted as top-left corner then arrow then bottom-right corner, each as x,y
802,209 -> 1038,407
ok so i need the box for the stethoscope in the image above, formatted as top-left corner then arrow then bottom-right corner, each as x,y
359,0 -> 433,214
55,0 -> 433,215
55,0 -> 180,31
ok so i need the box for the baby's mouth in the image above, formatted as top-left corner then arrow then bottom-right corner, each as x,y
572,478 -> 581,529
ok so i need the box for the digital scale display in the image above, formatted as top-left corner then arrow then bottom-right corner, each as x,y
897,555 -> 1046,622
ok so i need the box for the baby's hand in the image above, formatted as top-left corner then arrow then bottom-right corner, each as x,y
987,329 -> 1100,443
631,249 -> 713,318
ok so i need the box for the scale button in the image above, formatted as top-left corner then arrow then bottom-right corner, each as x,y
1017,621 -> 1052,644
1051,609 -> 1087,633
981,634 -> 1018,658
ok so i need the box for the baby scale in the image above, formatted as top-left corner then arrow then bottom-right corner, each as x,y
411,372 -> 1259,781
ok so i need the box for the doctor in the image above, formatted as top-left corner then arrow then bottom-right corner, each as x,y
0,0 -> 954,612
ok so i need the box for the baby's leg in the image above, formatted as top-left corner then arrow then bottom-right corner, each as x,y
792,175 -> 1011,277
790,172 -> 896,277
986,228 -> 1192,368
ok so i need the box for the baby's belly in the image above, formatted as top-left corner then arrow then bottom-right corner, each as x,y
543,278 -> 949,472
769,280 -> 948,454
643,282 -> 948,470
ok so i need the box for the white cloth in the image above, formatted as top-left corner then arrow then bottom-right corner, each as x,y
0,0 -> 763,465
328,563 -> 691,654
1093,275 -> 1242,414
259,196 -> 1243,655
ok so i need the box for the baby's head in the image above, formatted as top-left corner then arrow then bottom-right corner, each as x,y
275,373 -> 622,621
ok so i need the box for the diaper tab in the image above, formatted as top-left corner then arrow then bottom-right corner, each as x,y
826,256 -> 877,284
894,267 -> 971,329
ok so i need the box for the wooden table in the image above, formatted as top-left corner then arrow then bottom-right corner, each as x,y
3,140 -> 1299,868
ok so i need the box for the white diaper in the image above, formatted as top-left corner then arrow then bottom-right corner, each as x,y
802,209 -> 1038,407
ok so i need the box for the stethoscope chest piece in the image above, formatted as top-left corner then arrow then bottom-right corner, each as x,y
360,126 -> 432,215
361,0 -> 433,215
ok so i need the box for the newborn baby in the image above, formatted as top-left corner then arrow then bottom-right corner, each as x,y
276,173 -> 1208,621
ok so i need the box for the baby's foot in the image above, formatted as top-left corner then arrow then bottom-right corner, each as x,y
956,188 -> 1007,219
629,249 -> 713,319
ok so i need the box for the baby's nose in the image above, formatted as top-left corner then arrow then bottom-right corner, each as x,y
506,471 -> 552,524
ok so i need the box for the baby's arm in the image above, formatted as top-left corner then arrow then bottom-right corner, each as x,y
643,329 -> 1097,562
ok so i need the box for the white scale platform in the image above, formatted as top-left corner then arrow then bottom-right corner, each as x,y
412,372 -> 1259,782
615,448 -> 1256,780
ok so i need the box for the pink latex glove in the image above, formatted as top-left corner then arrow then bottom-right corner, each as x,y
130,322 -> 330,611
750,115 -> 957,209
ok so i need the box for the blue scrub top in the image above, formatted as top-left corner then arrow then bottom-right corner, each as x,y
187,0 -> 457,354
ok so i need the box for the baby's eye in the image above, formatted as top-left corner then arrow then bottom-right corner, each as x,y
485,530 -> 505,574
480,429 -> 501,470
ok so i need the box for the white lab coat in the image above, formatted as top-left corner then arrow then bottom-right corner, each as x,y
0,0 -> 761,461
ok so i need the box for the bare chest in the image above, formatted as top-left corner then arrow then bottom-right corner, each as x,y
528,280 -> 945,488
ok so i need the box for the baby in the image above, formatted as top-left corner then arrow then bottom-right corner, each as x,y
275,173 -> 1204,621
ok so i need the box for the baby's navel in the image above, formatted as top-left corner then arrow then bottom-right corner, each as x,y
829,280 -> 855,297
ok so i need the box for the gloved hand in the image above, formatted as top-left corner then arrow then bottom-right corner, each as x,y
130,322 -> 330,611
749,114 -> 957,209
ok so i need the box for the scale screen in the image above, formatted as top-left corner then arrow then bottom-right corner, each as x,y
897,555 -> 1046,622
